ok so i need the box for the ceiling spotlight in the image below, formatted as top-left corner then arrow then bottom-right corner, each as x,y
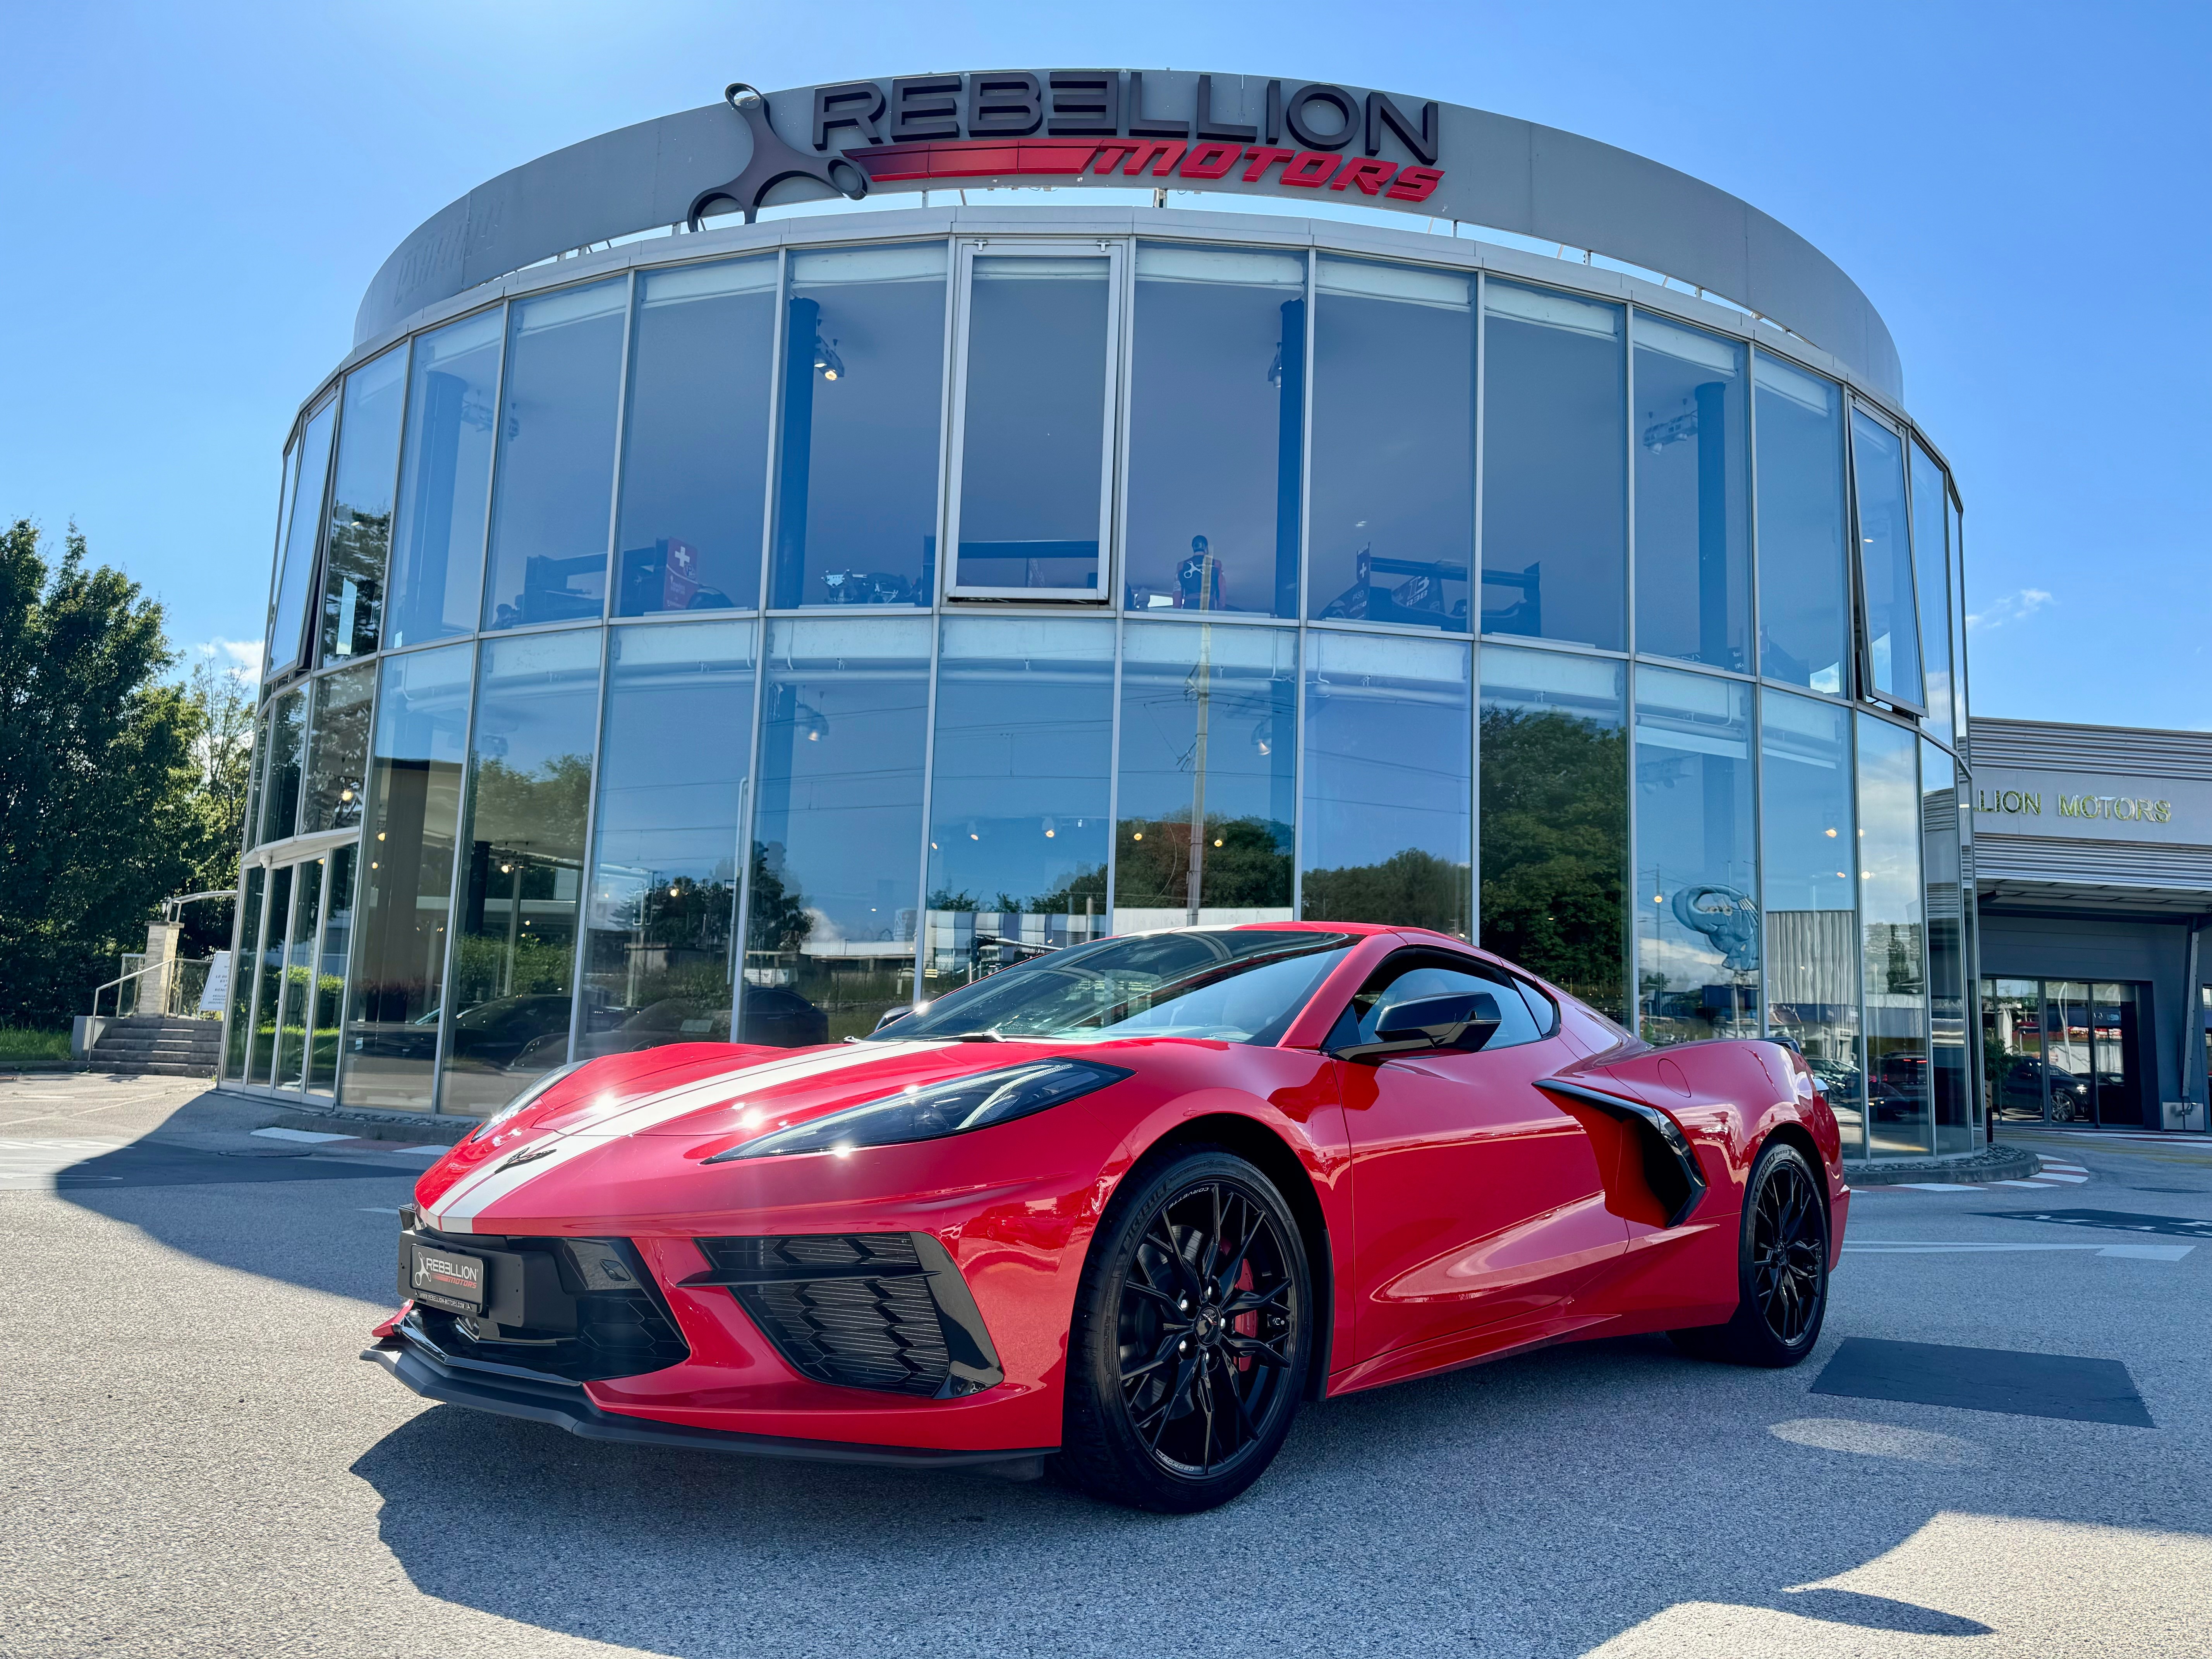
1043,818 -> 1056,839
795,700 -> 828,742
814,332 -> 846,381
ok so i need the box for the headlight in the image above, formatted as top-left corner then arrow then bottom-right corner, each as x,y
471,1060 -> 591,1142
704,1059 -> 1131,1163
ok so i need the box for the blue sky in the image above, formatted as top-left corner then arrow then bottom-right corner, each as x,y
2,1 -> 2204,728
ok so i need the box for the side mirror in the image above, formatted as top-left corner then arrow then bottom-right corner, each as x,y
1333,991 -> 1503,1063
874,1005 -> 917,1033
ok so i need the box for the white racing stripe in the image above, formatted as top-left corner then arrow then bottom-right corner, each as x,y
421,1041 -> 945,1233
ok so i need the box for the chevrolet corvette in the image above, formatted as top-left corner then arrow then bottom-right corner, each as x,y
366,922 -> 1845,1512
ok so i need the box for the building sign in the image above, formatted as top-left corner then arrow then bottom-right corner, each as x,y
692,72 -> 1446,226
1973,768 -> 2205,843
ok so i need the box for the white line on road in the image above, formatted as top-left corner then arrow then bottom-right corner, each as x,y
1844,1242 -> 2194,1260
252,1127 -> 352,1144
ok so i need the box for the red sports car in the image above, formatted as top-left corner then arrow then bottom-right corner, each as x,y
366,923 -> 1846,1511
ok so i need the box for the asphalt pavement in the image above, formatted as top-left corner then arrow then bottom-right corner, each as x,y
3,1077 -> 2208,1658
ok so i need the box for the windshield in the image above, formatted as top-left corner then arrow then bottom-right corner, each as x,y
876,929 -> 1358,1044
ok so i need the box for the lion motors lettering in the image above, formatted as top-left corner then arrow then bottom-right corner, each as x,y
1977,788 -> 2173,824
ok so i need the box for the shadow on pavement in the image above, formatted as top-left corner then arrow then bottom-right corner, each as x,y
346,1335 -> 1999,1657
51,1089 -> 423,1307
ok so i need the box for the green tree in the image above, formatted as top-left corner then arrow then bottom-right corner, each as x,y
175,656 -> 256,955
0,522 -> 204,1025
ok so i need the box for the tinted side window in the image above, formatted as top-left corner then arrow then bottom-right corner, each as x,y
1348,954 -> 1546,1051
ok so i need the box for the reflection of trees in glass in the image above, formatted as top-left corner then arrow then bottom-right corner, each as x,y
1478,708 -> 1627,1019
1302,848 -> 1468,934
452,751 -> 591,1010
319,510 -> 390,658
1113,816 -> 1289,912
932,864 -> 1106,917
745,841 -> 813,954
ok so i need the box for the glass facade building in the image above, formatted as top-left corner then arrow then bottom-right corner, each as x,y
228,200 -> 1974,1161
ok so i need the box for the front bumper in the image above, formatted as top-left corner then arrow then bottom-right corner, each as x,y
364,1316 -> 1050,1474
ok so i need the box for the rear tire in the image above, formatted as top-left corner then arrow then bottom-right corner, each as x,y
1669,1139 -> 1829,1367
1058,1148 -> 1312,1513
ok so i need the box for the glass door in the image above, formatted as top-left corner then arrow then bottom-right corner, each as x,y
230,843 -> 355,1097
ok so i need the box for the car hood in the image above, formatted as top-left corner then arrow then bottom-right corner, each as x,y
410,1037 -> 1127,1233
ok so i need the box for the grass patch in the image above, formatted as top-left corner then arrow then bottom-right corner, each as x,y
0,1027 -> 72,1061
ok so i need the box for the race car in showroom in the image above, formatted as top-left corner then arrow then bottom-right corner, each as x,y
366,922 -> 1845,1512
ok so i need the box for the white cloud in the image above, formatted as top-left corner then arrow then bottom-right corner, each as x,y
1965,589 -> 2052,632
199,637 -> 264,675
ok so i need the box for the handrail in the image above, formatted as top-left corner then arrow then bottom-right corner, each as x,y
162,889 -> 237,923
92,960 -> 176,1018
91,956 -> 216,1019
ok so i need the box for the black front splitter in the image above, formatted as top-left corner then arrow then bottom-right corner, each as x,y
362,1336 -> 1051,1476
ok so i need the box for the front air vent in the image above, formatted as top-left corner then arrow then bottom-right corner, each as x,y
687,1233 -> 1004,1400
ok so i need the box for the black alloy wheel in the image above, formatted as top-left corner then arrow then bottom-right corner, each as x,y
1060,1148 -> 1312,1512
1670,1139 -> 1829,1368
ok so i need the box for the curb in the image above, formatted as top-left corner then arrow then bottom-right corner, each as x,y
1845,1144 -> 2038,1187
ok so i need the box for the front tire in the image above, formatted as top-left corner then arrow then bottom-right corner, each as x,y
1669,1139 -> 1829,1367
1058,1148 -> 1312,1513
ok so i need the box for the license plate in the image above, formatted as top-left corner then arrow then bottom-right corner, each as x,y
410,1242 -> 488,1312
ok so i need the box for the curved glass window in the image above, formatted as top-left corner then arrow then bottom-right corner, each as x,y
1481,282 -> 1625,650
483,281 -> 629,630
318,342 -> 408,663
926,617 -> 1114,990
1300,629 -> 1471,936
1910,440 -> 1955,745
1760,688 -> 1859,1144
1858,713 -> 1927,1155
1633,317 -> 1747,670
772,244 -> 947,608
266,398 -> 335,682
615,258 -> 776,616
346,643 -> 473,1111
444,628 -> 603,1113
579,620 -> 757,1059
1633,665 -> 1755,1045
301,662 -> 373,835
387,309 -> 501,649
951,249 -> 1115,595
1851,410 -> 1922,707
1309,258 -> 1474,633
1125,244 -> 1305,617
1478,646 -> 1627,1020
260,687 -> 307,843
1922,738 -> 1968,1154
1114,621 -> 1296,930
747,615 -> 931,1039
1753,356 -> 1848,693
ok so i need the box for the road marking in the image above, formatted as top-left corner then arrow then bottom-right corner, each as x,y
1844,1242 -> 2193,1260
1892,1182 -> 1984,1191
0,1138 -> 129,1189
2031,1172 -> 2090,1183
252,1127 -> 351,1144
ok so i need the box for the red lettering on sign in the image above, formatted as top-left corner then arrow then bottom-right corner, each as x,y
1385,165 -> 1443,203
1279,151 -> 1342,189
1331,158 -> 1398,195
1180,140 -> 1243,180
1123,139 -> 1188,176
1240,145 -> 1297,182
1089,141 -> 1139,175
